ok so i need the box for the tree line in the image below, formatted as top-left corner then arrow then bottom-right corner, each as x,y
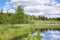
26,15 -> 60,20
0,5 -> 60,24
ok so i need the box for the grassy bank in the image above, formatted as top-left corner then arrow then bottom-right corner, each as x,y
0,20 -> 60,40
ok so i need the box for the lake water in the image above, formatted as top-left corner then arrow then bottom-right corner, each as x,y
28,30 -> 60,40
12,30 -> 60,40
42,30 -> 60,40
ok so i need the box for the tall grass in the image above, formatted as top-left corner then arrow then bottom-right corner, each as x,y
0,20 -> 60,40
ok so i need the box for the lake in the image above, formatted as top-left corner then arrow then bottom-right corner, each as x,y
42,30 -> 60,40
28,30 -> 60,40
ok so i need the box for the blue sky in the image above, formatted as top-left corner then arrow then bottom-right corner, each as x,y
0,0 -> 60,18
0,0 -> 10,9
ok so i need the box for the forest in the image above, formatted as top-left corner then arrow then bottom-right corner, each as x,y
0,5 -> 60,24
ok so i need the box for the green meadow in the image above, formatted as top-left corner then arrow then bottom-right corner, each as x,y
0,20 -> 60,40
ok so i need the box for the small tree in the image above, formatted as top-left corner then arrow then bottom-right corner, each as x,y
15,5 -> 26,24
9,5 -> 28,24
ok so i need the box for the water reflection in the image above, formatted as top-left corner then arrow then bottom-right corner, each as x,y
42,30 -> 60,40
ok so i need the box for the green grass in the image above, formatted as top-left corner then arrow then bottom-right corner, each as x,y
31,20 -> 60,24
0,24 -> 37,40
0,20 -> 60,40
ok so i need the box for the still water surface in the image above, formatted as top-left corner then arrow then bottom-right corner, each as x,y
42,30 -> 60,40
29,30 -> 60,40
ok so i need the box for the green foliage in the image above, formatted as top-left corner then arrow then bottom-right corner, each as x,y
37,31 -> 41,40
15,5 -> 26,24
9,14 -> 16,24
0,14 -> 3,24
9,5 -> 28,24
0,13 -> 8,24
0,5 -> 28,24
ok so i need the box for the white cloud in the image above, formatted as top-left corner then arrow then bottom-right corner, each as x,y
3,0 -> 60,17
11,0 -> 29,2
11,0 -> 57,5
3,9 -> 7,13
8,9 -> 15,13
3,7 -> 15,13
3,1 -> 16,13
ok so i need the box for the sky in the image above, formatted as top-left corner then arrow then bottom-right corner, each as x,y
0,0 -> 60,18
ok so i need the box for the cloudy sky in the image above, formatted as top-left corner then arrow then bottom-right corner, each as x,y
0,0 -> 60,18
